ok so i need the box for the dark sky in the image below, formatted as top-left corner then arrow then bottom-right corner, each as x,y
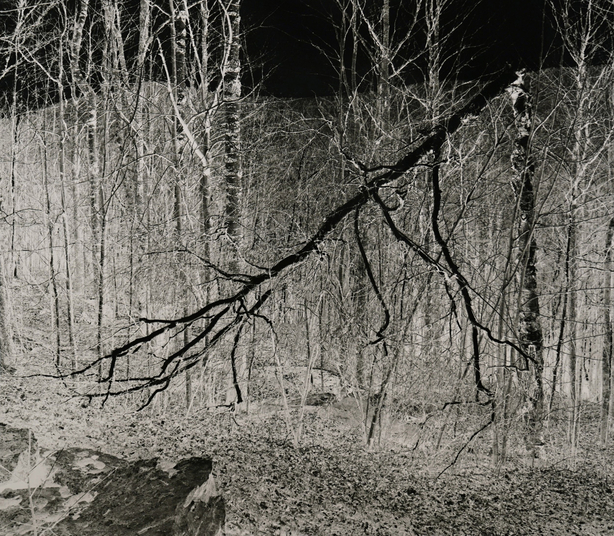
242,0 -> 340,96
0,0 -> 567,106
242,0 -> 558,97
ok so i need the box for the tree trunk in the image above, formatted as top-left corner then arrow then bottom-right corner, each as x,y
94,0 -> 117,380
0,50 -> 19,370
0,257 -> 12,372
199,0 -> 212,255
56,45 -> 77,371
422,0 -> 443,366
70,0 -> 91,296
223,0 -> 242,267
41,131 -> 62,366
566,48 -> 590,456
567,208 -> 579,454
601,84 -> 614,444
507,71 -> 544,456
550,225 -> 571,414
492,200 -> 518,465
601,217 -> 614,444
376,0 -> 390,125
222,0 -> 245,407
131,0 -> 151,310
170,0 -> 192,409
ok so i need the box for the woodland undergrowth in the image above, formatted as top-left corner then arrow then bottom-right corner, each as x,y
2,344 -> 614,536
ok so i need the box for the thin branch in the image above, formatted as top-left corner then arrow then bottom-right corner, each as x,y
354,207 -> 390,343
436,417 -> 493,479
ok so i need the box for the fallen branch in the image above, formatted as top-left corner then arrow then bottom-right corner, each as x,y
47,68 -> 519,400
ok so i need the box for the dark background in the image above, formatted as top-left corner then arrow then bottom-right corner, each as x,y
242,0 -> 560,97
0,0 -> 584,104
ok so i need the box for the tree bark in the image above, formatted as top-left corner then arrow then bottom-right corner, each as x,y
127,0 -> 151,341
56,43 -> 77,371
601,219 -> 614,443
169,0 -> 191,409
41,129 -> 62,366
507,71 -> 545,456
199,0 -> 212,253
223,0 -> 242,267
567,208 -> 579,453
0,257 -> 12,372
600,82 -> 614,444
222,0 -> 245,407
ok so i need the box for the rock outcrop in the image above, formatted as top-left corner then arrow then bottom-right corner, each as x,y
0,423 -> 224,536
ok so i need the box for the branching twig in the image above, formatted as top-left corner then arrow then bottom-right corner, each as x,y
354,207 -> 390,344
230,323 -> 245,404
436,418 -> 494,479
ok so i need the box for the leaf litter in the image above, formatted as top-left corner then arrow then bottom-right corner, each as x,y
2,369 -> 614,535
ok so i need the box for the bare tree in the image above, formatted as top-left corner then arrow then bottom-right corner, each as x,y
602,216 -> 614,444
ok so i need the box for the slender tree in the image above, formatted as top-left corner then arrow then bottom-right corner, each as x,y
127,0 -> 151,332
553,0 -> 611,455
169,0 -> 192,408
602,216 -> 614,443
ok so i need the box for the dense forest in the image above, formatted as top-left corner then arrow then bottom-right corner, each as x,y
1,0 -> 614,533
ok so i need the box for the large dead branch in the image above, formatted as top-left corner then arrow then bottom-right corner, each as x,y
60,68 -> 518,403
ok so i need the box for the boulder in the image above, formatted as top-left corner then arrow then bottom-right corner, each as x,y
0,423 -> 32,475
0,423 -> 224,536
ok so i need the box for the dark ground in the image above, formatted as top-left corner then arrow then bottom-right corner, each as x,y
1,354 -> 614,535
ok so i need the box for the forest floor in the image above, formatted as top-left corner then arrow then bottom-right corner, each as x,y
2,355 -> 614,535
